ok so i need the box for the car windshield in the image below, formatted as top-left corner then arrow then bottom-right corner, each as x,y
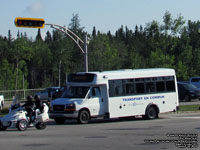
183,84 -> 197,90
62,86 -> 90,98
191,78 -> 200,82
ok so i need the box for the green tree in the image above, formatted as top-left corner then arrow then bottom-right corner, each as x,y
89,33 -> 123,71
68,13 -> 84,33
11,37 -> 32,90
36,29 -> 43,41
30,40 -> 52,88
149,48 -> 175,68
0,59 -> 15,90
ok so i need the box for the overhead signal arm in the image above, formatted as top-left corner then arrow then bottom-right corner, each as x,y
45,24 -> 85,54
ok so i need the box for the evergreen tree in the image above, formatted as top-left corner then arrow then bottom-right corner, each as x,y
36,29 -> 42,41
92,26 -> 96,37
45,31 -> 52,44
68,13 -> 84,33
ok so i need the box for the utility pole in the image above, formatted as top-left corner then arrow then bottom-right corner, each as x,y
84,34 -> 88,72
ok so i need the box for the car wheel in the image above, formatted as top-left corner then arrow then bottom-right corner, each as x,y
184,95 -> 191,101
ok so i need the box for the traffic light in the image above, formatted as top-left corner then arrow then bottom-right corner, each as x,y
14,17 -> 45,28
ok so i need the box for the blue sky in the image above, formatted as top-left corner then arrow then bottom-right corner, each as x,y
1,0 -> 200,39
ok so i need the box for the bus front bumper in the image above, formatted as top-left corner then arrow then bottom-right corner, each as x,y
49,112 -> 79,119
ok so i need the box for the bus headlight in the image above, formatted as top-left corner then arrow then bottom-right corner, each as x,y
65,103 -> 76,112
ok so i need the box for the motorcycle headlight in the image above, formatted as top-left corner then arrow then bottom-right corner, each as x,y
65,103 -> 76,112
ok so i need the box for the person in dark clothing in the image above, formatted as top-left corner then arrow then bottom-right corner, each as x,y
34,95 -> 44,113
22,95 -> 35,123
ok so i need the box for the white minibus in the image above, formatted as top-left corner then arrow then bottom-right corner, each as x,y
49,68 -> 179,124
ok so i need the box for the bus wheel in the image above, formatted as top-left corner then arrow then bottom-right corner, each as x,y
145,106 -> 158,120
78,110 -> 90,124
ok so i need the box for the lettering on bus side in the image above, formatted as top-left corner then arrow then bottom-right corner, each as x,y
123,95 -> 165,102
123,97 -> 143,101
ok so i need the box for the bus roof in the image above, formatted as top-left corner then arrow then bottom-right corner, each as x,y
92,68 -> 175,79
67,68 -> 176,85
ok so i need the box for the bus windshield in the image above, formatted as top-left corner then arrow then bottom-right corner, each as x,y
62,86 -> 90,98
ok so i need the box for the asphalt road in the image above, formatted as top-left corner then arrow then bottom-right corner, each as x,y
0,113 -> 199,150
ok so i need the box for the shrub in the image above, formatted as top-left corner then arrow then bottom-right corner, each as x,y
0,107 -> 9,114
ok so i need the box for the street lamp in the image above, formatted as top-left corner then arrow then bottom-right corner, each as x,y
45,24 -> 88,72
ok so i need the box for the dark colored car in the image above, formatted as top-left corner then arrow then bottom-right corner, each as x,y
35,87 -> 61,101
177,82 -> 200,101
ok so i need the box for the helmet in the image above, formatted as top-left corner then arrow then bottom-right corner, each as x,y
27,95 -> 33,101
34,95 -> 40,101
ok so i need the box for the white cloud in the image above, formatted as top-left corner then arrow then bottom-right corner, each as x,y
25,2 -> 44,14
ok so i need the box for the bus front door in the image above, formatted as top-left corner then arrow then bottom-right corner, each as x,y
88,87 -> 105,116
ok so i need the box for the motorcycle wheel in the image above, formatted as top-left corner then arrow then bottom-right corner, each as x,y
0,122 -> 7,131
17,119 -> 28,131
35,122 -> 46,130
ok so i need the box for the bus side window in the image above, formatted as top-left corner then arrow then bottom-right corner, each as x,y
126,83 -> 134,94
125,79 -> 135,95
108,80 -> 124,97
166,81 -> 175,91
91,87 -> 101,97
135,78 -> 145,94
156,81 -> 165,92
146,82 -> 156,93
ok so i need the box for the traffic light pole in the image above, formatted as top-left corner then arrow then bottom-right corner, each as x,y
45,24 -> 88,72
84,34 -> 88,73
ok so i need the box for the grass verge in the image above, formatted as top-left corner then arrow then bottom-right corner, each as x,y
0,107 -> 9,117
178,104 -> 200,112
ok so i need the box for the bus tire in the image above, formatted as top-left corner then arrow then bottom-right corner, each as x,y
78,110 -> 90,124
145,106 -> 158,120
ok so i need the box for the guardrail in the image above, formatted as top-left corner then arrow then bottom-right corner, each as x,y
0,89 -> 44,101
